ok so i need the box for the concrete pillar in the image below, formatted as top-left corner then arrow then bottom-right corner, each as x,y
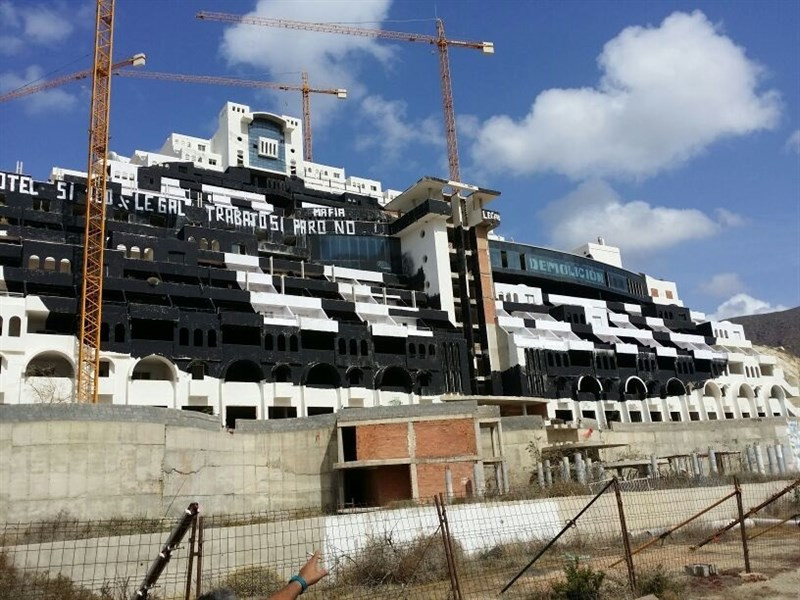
594,462 -> 605,481
585,457 -> 594,482
536,461 -> 545,487
502,461 -> 511,493
575,453 -> 586,485
746,444 -> 755,473
708,447 -> 718,475
766,446 -> 778,476
445,467 -> 454,500
774,444 -> 786,475
561,456 -> 571,482
650,454 -> 659,478
691,452 -> 701,478
544,460 -> 553,486
473,462 -> 485,497
754,444 -> 766,475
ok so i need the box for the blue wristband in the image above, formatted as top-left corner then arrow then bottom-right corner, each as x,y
289,574 -> 308,594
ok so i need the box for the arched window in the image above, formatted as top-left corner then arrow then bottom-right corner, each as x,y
290,335 -> 298,352
360,340 -> 368,356
224,360 -> 262,382
429,344 -> 435,357
265,334 -> 274,351
278,335 -> 286,351
375,366 -> 413,394
347,368 -> 364,386
408,343 -> 416,358
210,239 -> 220,252
114,324 -> 125,343
143,248 -> 154,261
129,246 -> 141,259
100,322 -> 109,342
194,329 -> 203,347
59,258 -> 71,274
116,244 -> 126,253
199,238 -> 209,250
187,236 -> 196,243
304,363 -> 341,388
666,378 -> 687,397
27,255 -> 40,270
419,344 -> 426,358
9,316 -> 21,337
179,328 -> 189,346
338,339 -> 346,355
547,353 -> 555,368
349,339 -> 357,355
208,330 -> 217,347
273,364 -> 292,383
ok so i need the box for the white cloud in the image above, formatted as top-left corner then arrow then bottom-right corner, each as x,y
0,1 -> 76,54
220,0 -> 393,120
698,273 -> 747,297
22,5 -> 72,44
0,65 -> 78,113
714,208 -> 746,228
540,179 -> 742,254
355,95 -> 443,163
786,129 -> 800,154
709,293 -> 788,321
470,11 -> 780,179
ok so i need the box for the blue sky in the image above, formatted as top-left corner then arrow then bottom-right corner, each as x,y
1,0 -> 798,321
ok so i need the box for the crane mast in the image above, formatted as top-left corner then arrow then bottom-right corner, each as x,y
77,0 -> 115,404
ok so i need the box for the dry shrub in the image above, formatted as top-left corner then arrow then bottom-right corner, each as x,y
221,565 -> 284,598
636,565 -> 685,600
336,534 -> 462,588
0,551 -> 98,600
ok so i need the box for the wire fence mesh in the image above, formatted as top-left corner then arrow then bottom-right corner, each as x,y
1,477 -> 798,599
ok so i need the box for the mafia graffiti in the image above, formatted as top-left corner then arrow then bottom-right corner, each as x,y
0,171 -> 377,236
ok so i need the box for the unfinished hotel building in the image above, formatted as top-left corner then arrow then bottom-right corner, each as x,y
0,101 -> 796,427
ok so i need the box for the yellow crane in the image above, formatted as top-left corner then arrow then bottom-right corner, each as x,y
196,11 -> 494,182
77,0 -> 116,404
114,69 -> 346,161
2,62 -> 346,163
0,54 -> 145,103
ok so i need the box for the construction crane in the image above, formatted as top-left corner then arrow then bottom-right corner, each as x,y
114,69 -> 346,161
0,54 -> 145,103
77,0 -> 116,404
196,11 -> 494,182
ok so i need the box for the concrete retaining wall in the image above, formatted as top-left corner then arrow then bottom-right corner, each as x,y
0,405 -> 338,522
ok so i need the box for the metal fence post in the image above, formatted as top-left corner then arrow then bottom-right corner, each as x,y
195,515 -> 204,598
435,493 -> 463,600
734,477 -> 751,573
613,478 -> 637,593
184,512 -> 199,600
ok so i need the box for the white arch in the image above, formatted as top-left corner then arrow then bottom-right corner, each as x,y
129,354 -> 178,382
737,383 -> 755,400
703,380 -> 722,401
25,350 -> 76,378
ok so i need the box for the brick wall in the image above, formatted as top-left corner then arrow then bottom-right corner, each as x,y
367,465 -> 412,505
355,423 -> 409,460
416,462 -> 475,498
414,418 -> 476,458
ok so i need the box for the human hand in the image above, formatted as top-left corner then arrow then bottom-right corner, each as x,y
299,550 -> 328,587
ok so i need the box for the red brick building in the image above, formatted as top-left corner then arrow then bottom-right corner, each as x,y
335,402 -> 505,506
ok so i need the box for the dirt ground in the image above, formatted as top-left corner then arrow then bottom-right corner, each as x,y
689,566 -> 800,599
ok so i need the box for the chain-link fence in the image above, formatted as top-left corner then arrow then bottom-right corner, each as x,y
2,478 -> 799,599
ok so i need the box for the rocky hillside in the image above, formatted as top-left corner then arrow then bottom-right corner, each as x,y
730,306 -> 800,357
